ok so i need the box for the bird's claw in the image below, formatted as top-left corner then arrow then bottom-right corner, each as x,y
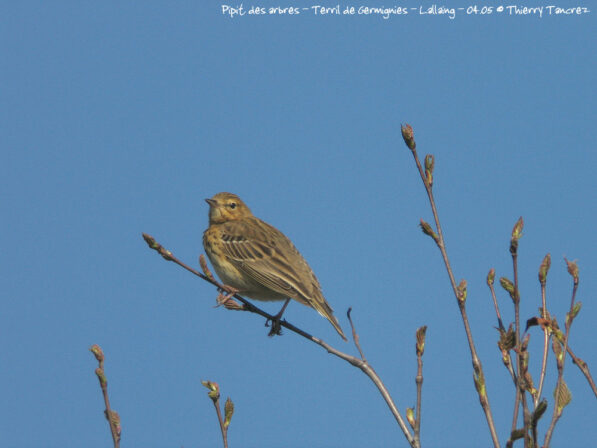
265,317 -> 284,336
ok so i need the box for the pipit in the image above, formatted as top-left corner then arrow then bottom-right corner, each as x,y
203,192 -> 347,341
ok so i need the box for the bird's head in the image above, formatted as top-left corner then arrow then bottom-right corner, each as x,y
205,192 -> 253,224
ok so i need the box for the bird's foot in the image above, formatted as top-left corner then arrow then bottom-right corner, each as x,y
265,315 -> 285,336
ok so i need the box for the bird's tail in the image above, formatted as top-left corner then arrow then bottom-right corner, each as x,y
311,296 -> 347,341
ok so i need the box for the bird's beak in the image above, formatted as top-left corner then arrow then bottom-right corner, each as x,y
205,198 -> 217,206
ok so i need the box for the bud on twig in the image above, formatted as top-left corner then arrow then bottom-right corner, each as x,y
486,268 -> 495,287
89,344 -> 105,365
551,317 -> 564,343
531,399 -> 548,426
419,219 -> 439,244
523,371 -> 536,397
416,326 -> 427,357
566,301 -> 582,326
406,407 -> 415,429
202,380 -> 220,402
224,397 -> 234,429
552,339 -> 563,369
95,367 -> 107,388
564,258 -> 579,284
401,124 -> 416,150
510,217 -> 523,255
107,410 -> 122,438
142,233 -> 173,260
497,324 -> 516,353
538,253 -> 551,286
424,154 -> 434,186
456,279 -> 467,304
499,277 -> 518,303
474,369 -> 486,397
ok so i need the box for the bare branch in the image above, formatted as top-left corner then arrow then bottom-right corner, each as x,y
89,345 -> 121,448
401,124 -> 500,448
543,259 -> 580,447
143,233 -> 417,448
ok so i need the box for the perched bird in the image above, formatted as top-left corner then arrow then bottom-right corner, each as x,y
203,192 -> 347,341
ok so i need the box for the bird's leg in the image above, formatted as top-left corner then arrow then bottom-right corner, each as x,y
215,285 -> 244,310
266,298 -> 291,336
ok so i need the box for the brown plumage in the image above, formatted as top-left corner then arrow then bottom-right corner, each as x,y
203,192 -> 346,341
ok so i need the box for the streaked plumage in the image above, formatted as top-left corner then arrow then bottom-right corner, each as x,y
203,192 -> 346,341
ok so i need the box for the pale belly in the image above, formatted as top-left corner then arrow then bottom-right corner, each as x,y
207,252 -> 288,302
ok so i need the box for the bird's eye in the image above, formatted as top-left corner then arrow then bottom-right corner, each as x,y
229,202 -> 237,209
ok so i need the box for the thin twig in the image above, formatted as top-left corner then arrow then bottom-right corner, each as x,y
566,345 -> 597,398
143,233 -> 416,448
414,326 -> 427,447
487,269 -> 505,331
89,345 -> 121,448
401,124 -> 500,448
510,218 -> 531,448
213,397 -> 228,448
487,271 -> 516,384
543,260 -> 579,447
536,254 -> 551,408
202,381 -> 231,448
347,308 -> 367,362
508,392 -> 521,447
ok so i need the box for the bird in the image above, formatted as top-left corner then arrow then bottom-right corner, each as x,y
203,192 -> 347,341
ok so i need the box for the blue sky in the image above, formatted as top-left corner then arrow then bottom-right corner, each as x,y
2,2 -> 595,447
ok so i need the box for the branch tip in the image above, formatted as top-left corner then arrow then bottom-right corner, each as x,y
401,123 -> 416,150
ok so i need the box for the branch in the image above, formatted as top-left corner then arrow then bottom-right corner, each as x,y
89,345 -> 121,448
142,233 -> 417,448
536,254 -> 552,407
202,381 -> 234,448
414,326 -> 427,446
509,217 -> 531,448
566,345 -> 597,398
543,259 -> 579,447
401,124 -> 500,448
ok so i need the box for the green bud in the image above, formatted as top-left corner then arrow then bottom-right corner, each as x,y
406,408 -> 415,429
224,397 -> 234,429
538,254 -> 551,286
486,268 -> 495,286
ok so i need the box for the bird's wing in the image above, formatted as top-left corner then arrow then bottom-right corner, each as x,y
218,218 -> 347,341
218,218 -> 318,302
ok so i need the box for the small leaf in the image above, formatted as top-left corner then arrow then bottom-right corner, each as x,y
202,380 -> 220,401
554,380 -> 572,412
406,407 -> 415,429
